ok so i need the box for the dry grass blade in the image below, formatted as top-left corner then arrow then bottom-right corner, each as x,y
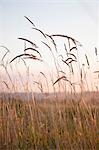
24,16 -> 35,27
63,78 -> 72,85
51,34 -> 82,46
0,46 -> 10,52
95,47 -> 97,56
70,46 -> 77,51
32,27 -> 46,38
62,59 -> 70,67
2,51 -> 9,61
24,41 -> 26,50
68,38 -> 71,50
80,69 -> 83,80
54,76 -> 72,85
24,47 -> 42,57
70,38 -> 82,46
59,70 -> 66,74
70,38 -> 77,45
10,53 -> 36,63
0,46 -> 10,61
33,81 -> 43,92
64,43 -> 68,53
51,34 -> 69,39
66,53 -> 77,59
18,38 -> 38,48
58,54 -> 63,59
68,59 -> 77,64
46,34 -> 57,52
85,54 -> 90,67
21,58 -> 27,68
62,57 -> 77,66
41,41 -> 52,52
65,58 -> 74,62
33,81 -> 40,85
40,72 -> 47,79
51,34 -> 79,44
53,76 -> 66,85
70,64 -> 74,74
2,81 -> 10,89
23,56 -> 42,61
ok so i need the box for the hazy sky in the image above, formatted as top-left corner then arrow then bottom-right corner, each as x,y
0,0 -> 98,50
0,0 -> 99,92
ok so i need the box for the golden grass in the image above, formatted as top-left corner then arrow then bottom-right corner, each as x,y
0,95 -> 99,150
0,16 -> 99,150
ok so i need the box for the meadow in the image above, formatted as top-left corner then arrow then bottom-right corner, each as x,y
0,92 -> 99,150
0,16 -> 99,150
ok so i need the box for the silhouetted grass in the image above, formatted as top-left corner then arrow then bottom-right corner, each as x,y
0,16 -> 99,150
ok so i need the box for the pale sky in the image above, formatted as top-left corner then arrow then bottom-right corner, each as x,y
0,0 -> 99,92
0,0 -> 98,49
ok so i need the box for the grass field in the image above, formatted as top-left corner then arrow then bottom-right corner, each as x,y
0,92 -> 99,150
0,16 -> 99,149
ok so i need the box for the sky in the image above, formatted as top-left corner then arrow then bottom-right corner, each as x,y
0,0 -> 99,92
0,0 -> 98,49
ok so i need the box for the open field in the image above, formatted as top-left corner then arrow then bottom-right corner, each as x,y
0,92 -> 99,150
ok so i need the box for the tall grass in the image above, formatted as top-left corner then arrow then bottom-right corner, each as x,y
0,95 -> 99,149
0,16 -> 99,149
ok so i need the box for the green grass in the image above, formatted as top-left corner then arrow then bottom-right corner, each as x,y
0,95 -> 99,150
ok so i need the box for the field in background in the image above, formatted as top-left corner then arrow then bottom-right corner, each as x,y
0,92 -> 99,150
